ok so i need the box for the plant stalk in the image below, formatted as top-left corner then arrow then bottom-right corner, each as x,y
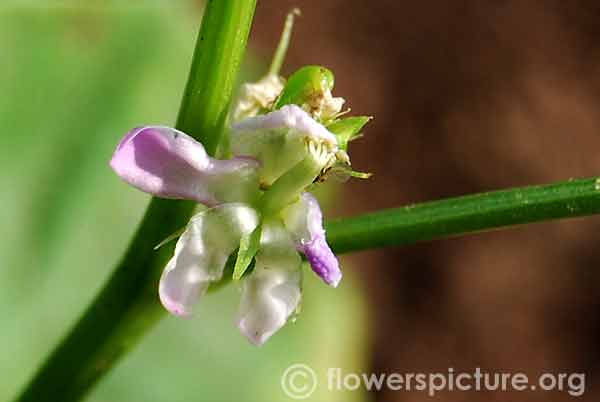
326,177 -> 600,253
13,1 -> 256,401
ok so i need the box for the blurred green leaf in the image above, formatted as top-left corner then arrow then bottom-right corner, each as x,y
1,3 -> 367,402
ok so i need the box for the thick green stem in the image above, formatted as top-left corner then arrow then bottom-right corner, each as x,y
13,1 -> 256,402
326,177 -> 600,254
177,0 -> 256,156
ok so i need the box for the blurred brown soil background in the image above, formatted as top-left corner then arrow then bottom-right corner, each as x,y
252,1 -> 600,401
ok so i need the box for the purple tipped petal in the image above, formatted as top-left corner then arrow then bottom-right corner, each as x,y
110,126 -> 259,206
303,234 -> 342,287
281,192 -> 342,287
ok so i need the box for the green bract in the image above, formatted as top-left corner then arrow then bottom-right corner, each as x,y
233,226 -> 262,280
327,116 -> 372,151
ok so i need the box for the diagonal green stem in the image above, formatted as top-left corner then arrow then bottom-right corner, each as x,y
326,177 -> 600,254
13,1 -> 256,402
177,0 -> 257,156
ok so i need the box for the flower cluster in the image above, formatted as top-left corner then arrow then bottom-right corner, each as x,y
110,65 -> 369,345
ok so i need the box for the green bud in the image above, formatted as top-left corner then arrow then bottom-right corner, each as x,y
275,65 -> 335,109
327,116 -> 372,150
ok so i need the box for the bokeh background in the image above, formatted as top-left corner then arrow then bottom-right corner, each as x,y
3,1 -> 600,401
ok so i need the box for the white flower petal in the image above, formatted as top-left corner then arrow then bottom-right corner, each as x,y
232,74 -> 285,122
237,221 -> 302,345
159,203 -> 259,316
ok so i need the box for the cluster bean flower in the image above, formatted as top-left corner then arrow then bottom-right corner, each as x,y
110,68 -> 368,345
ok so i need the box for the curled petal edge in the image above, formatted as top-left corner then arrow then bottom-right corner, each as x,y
159,203 -> 260,317
236,222 -> 303,345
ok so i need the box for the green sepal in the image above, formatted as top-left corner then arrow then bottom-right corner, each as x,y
153,226 -> 186,250
349,170 -> 373,179
268,8 -> 301,76
275,65 -> 335,109
233,225 -> 262,280
327,116 -> 371,150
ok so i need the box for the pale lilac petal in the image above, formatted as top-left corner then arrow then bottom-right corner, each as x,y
110,126 -> 260,206
230,105 -> 338,185
281,192 -> 342,287
232,105 -> 337,143
237,222 -> 302,345
159,203 -> 259,316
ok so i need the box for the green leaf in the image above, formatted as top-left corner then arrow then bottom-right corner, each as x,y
233,225 -> 262,280
12,2 -> 258,401
275,65 -> 335,109
327,116 -> 371,150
